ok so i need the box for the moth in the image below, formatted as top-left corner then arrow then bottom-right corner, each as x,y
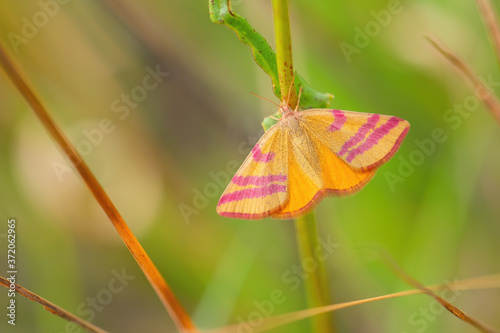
217,99 -> 409,219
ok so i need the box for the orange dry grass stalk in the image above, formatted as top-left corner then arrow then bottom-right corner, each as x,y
0,276 -> 108,333
476,0 -> 500,65
426,37 -> 500,125
206,273 -> 500,333
0,45 -> 197,333
382,253 -> 499,333
4,267 -> 499,333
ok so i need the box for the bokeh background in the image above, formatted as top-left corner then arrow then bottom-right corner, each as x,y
0,0 -> 499,332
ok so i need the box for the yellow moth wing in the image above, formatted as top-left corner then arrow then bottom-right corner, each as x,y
216,125 -> 289,219
217,108 -> 409,220
271,122 -> 374,219
301,109 -> 410,170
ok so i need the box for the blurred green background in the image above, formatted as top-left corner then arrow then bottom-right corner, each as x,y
0,0 -> 499,332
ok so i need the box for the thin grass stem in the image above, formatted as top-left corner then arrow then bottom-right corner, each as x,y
427,36 -> 500,125
476,0 -> 500,67
0,45 -> 197,333
0,276 -> 108,333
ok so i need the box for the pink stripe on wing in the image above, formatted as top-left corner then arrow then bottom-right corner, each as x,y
231,174 -> 286,186
346,117 -> 402,162
339,114 -> 380,156
218,184 -> 287,205
328,110 -> 347,132
252,144 -> 275,163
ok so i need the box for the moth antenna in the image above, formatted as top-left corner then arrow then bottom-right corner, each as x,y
250,92 -> 280,107
295,86 -> 303,112
285,75 -> 297,107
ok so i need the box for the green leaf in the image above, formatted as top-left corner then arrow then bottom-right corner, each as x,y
210,0 -> 334,130
295,74 -> 334,110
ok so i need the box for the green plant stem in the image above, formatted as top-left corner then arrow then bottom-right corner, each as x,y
272,1 -> 334,331
295,211 -> 334,333
272,0 -> 297,107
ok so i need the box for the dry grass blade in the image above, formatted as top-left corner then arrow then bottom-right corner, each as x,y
426,35 -> 500,125
0,276 -> 108,333
204,273 -> 500,333
0,45 -> 197,333
476,0 -> 500,65
381,254 -> 499,333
